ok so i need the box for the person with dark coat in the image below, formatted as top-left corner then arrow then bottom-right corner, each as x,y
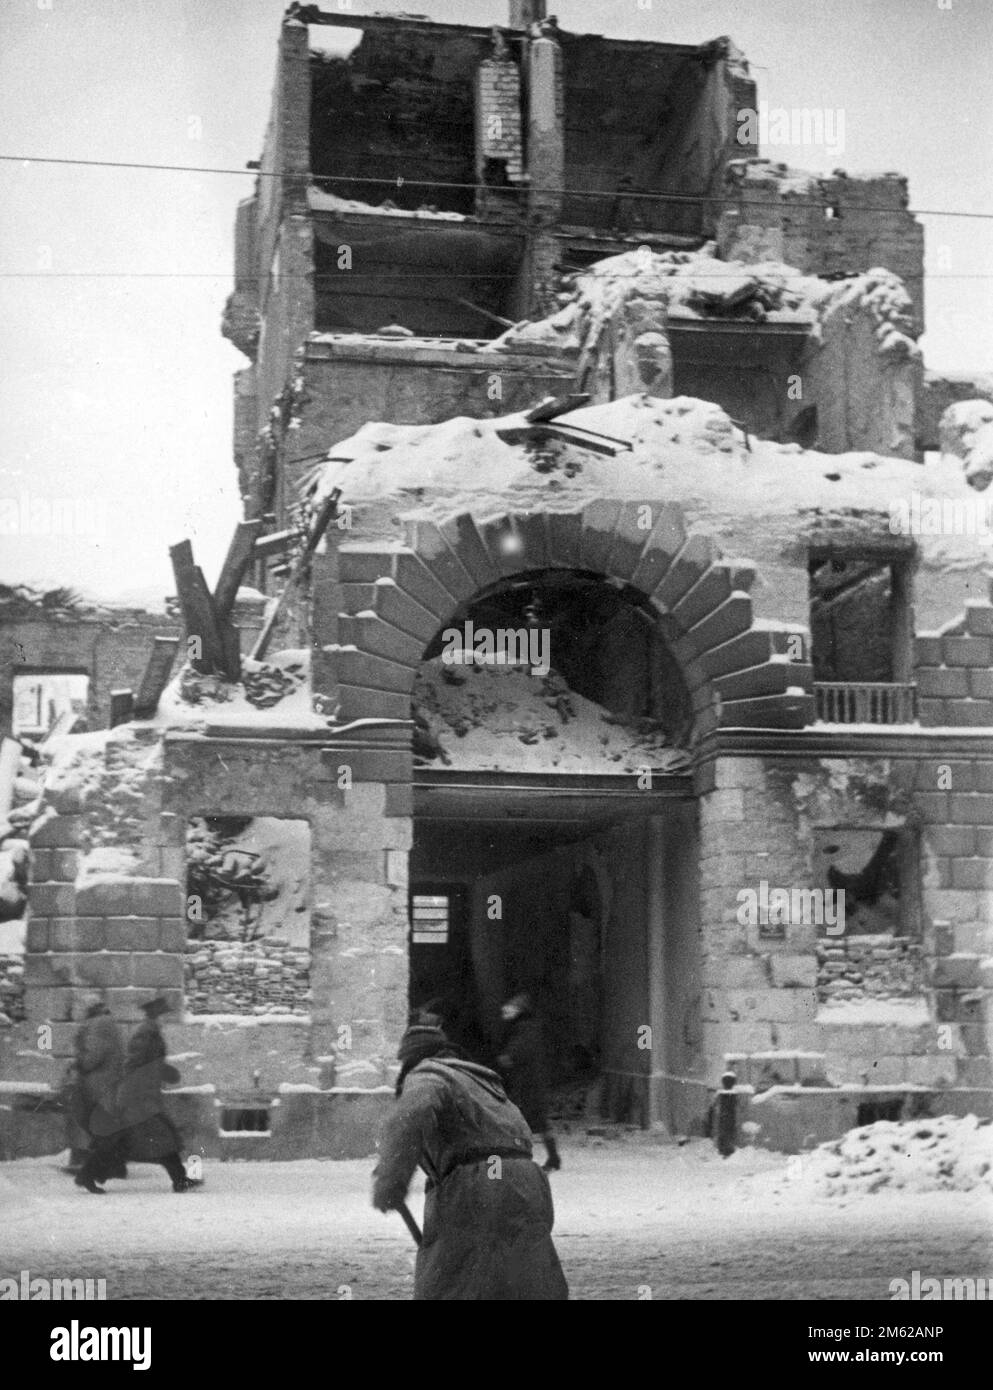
67,994 -> 126,1179
75,997 -> 197,1194
497,993 -> 561,1172
372,1020 -> 568,1301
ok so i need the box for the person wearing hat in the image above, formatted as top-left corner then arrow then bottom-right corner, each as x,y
371,1017 -> 568,1300
75,995 -> 198,1194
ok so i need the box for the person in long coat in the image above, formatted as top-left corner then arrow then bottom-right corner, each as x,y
497,993 -> 561,1172
75,996 -> 196,1194
67,994 -> 126,1177
372,1020 -> 568,1301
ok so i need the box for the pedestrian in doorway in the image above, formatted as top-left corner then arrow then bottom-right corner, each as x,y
372,1020 -> 568,1300
497,992 -> 561,1172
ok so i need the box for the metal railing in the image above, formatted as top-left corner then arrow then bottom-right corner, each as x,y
814,681 -> 917,725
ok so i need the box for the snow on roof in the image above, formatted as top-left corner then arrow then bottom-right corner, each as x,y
304,391 -> 985,560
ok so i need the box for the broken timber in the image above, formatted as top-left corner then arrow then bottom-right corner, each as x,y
250,488 -> 343,662
169,539 -> 236,679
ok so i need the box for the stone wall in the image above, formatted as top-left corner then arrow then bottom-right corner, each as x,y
717,161 -> 925,334
696,750 -> 992,1097
184,939 -> 311,1016
0,611 -> 178,738
916,601 -> 993,728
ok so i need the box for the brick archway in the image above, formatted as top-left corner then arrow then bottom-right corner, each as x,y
332,500 -> 813,735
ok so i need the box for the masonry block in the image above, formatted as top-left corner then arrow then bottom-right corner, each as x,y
770,954 -> 818,989
103,917 -> 160,952
631,505 -> 684,592
131,953 -> 185,990
407,520 -> 478,599
373,580 -> 439,645
25,919 -> 48,952
48,918 -> 106,952
158,918 -> 187,952
536,510 -> 582,571
327,647 -> 416,695
652,535 -> 714,612
51,952 -> 132,988
439,513 -> 503,590
914,667 -> 969,699
28,883 -> 74,916
964,602 -> 993,637
393,551 -> 461,621
930,953 -> 981,989
943,635 -> 992,667
29,814 -> 87,849
337,543 -> 401,585
600,501 -> 656,580
925,826 -> 976,857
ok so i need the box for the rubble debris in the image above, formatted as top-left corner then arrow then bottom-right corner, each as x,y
803,1115 -> 993,1197
413,658 -> 691,774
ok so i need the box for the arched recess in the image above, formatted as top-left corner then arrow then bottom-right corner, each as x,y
331,499 -> 813,735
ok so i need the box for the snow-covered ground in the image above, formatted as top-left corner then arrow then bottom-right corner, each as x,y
1,1136 -> 990,1301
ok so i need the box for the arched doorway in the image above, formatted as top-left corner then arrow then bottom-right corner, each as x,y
407,567 -> 696,1122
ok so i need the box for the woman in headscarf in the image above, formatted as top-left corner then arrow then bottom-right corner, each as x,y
371,1018 -> 568,1301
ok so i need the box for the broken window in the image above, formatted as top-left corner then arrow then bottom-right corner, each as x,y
814,827 -> 924,1005
184,816 -> 311,1017
808,546 -> 914,704
12,671 -> 88,741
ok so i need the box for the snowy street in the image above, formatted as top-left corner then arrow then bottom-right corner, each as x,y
2,1137 -> 991,1301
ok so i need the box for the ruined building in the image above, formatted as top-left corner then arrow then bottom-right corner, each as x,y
2,3 -> 991,1160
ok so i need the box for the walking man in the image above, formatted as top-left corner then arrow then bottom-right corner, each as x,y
498,992 -> 561,1172
372,1019 -> 568,1300
75,996 -> 198,1194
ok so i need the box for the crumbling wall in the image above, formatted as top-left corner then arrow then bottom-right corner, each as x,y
799,270 -> 922,459
697,753 -> 992,1094
717,160 -> 925,335
0,607 -> 179,739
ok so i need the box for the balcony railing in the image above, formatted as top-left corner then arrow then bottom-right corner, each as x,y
814,681 -> 918,726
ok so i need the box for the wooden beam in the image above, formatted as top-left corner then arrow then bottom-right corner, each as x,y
250,490 -> 342,662
213,519 -> 262,620
169,540 -> 227,676
252,528 -> 300,559
134,636 -> 181,716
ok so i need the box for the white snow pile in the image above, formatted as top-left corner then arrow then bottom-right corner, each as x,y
803,1115 -> 993,1197
413,658 -> 690,774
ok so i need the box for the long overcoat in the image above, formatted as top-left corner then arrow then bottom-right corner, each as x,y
374,1057 -> 568,1301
